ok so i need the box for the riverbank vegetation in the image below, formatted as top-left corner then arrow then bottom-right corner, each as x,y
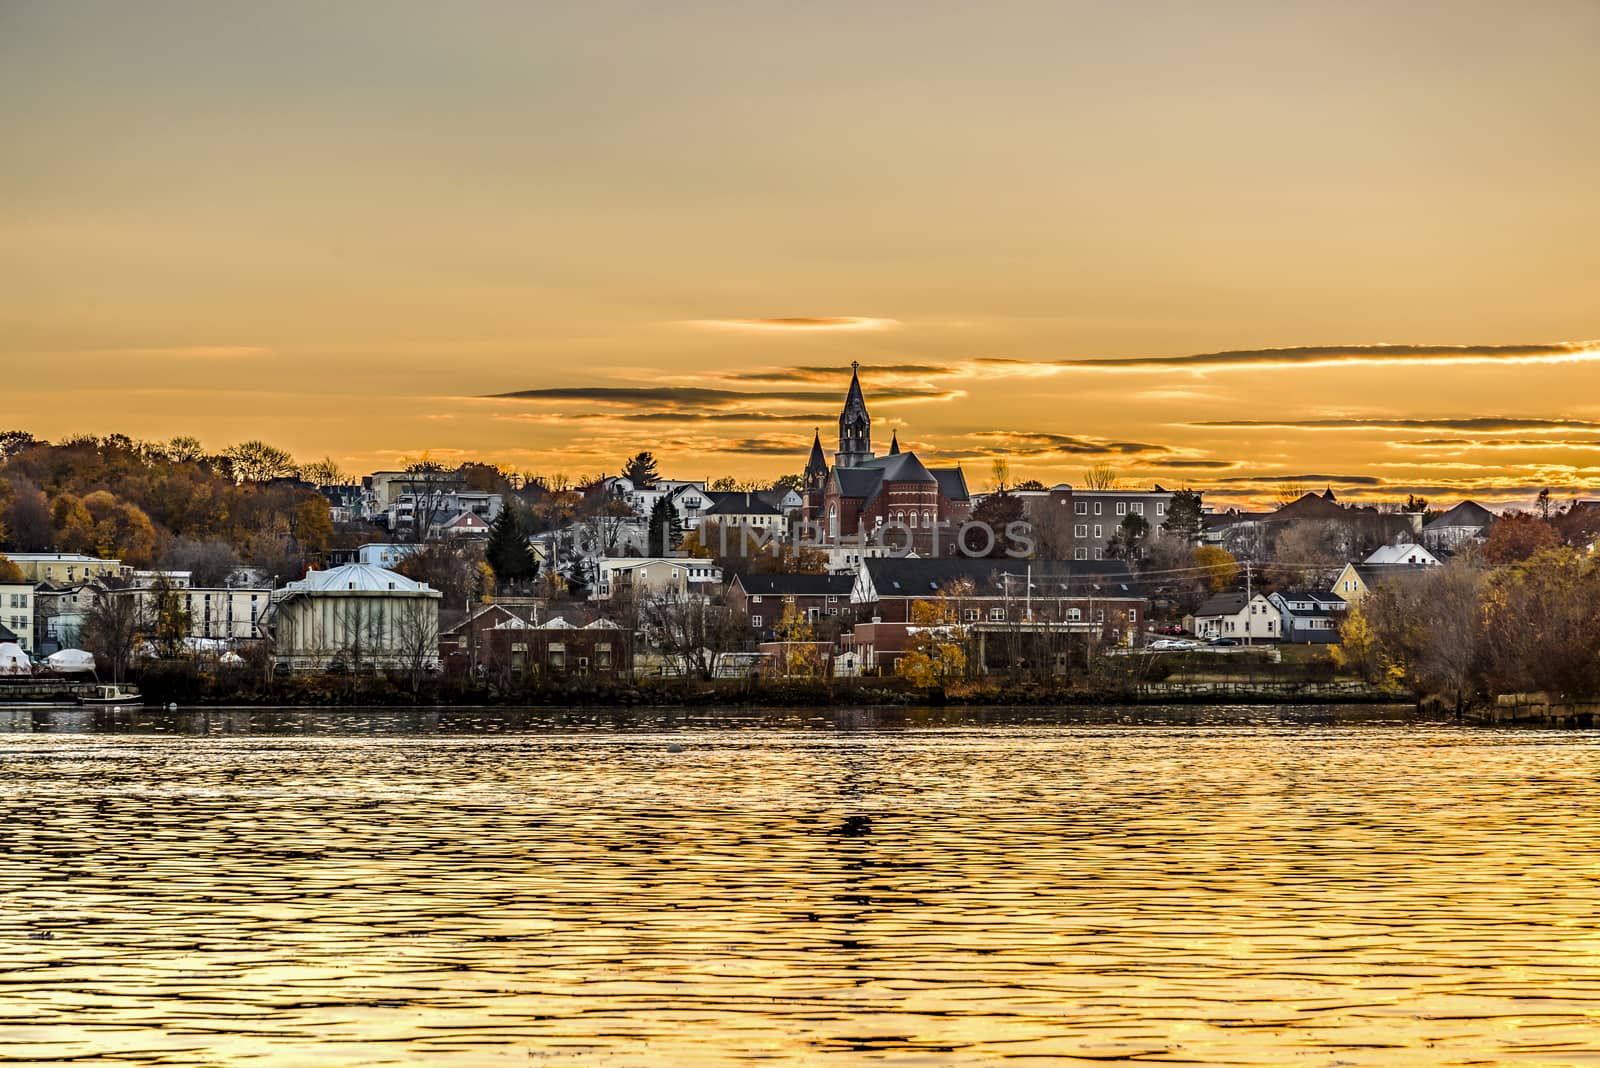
1336,547 -> 1600,709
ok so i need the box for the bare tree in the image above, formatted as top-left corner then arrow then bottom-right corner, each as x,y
391,598 -> 441,693
1082,464 -> 1119,491
82,592 -> 142,684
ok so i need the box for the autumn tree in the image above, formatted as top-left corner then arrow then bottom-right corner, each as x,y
1192,545 -> 1240,593
293,498 -> 335,557
1479,548 -> 1600,697
0,554 -> 23,583
1482,512 -> 1559,564
772,596 -> 826,678
969,491 -> 1026,558
895,598 -> 968,688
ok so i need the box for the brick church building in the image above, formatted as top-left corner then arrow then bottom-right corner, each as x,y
803,363 -> 972,555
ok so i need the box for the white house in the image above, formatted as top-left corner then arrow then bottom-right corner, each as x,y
593,557 -> 723,601
1268,590 -> 1347,644
267,564 -> 442,672
116,585 -> 273,642
1187,591 -> 1279,642
1421,501 -> 1496,552
1363,542 -> 1441,567
0,583 -> 35,654
357,543 -> 421,569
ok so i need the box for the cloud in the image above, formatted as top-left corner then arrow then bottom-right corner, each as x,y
1188,417 -> 1600,433
618,410 -> 836,424
1213,473 -> 1386,485
484,385 -> 957,409
681,317 -> 899,332
1052,341 -> 1600,373
950,430 -> 1176,459
1408,437 -> 1600,449
717,363 -> 960,384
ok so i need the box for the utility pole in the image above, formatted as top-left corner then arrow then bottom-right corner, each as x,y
1244,561 -> 1253,647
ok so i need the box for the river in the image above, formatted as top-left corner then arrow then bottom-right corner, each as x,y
1,705 -> 1597,1066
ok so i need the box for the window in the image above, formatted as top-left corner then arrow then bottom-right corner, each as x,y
1156,502 -> 1165,515
1093,547 -> 1104,560
596,643 -> 612,669
1128,609 -> 1137,622
1116,502 -> 1127,515
989,607 -> 1007,621
1074,524 -> 1087,538
751,595 -> 763,603
1093,502 -> 1102,515
548,643 -> 565,669
1095,608 -> 1105,622
1133,503 -> 1143,515
1074,548 -> 1088,560
1093,524 -> 1102,538
963,608 -> 979,622
751,615 -> 762,628
1075,502 -> 1087,515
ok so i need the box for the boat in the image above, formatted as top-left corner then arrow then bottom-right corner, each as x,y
76,684 -> 141,706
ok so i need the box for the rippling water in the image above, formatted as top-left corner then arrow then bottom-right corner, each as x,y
2,705 -> 1598,1066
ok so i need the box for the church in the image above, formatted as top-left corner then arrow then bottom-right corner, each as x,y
803,363 -> 972,555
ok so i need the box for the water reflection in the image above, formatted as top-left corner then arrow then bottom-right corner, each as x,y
2,709 -> 1598,1065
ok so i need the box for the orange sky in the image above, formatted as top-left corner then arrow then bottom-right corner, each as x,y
3,2 -> 1597,509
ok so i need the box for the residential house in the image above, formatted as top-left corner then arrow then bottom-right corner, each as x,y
726,573 -> 854,638
1268,590 -> 1348,644
3,553 -> 125,584
1364,542 -> 1441,567
34,580 -> 107,652
704,491 -> 790,542
1421,500 -> 1496,553
0,583 -> 35,654
1330,562 -> 1434,606
267,564 -> 442,672
1186,591 -> 1279,642
593,557 -> 723,601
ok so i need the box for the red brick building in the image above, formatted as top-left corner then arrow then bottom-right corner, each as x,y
802,364 -> 971,556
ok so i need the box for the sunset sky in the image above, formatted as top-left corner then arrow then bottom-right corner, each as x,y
4,1 -> 1597,508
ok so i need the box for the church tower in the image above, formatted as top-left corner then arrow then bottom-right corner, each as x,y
804,429 -> 829,494
835,361 -> 874,469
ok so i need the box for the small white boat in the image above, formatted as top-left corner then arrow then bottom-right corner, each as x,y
76,684 -> 141,706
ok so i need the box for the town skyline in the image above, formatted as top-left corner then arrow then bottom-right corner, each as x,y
6,2 -> 1598,508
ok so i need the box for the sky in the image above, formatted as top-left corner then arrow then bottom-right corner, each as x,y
3,0 -> 1597,508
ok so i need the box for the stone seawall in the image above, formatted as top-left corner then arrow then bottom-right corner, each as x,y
1471,692 -> 1600,728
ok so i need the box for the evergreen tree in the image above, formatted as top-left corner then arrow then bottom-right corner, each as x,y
622,451 -> 660,488
485,505 -> 537,589
647,496 -> 682,556
1161,489 -> 1204,544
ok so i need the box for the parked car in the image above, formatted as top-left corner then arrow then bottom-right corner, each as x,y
1149,638 -> 1199,651
1208,637 -> 1240,647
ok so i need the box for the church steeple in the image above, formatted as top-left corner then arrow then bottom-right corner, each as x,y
835,361 -> 874,468
888,429 -> 899,455
804,428 -> 828,491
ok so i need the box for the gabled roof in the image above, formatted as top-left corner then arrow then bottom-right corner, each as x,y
932,467 -> 970,502
1344,563 -> 1435,588
0,622 -> 18,643
1364,542 -> 1438,565
706,491 -> 784,516
1194,591 -> 1255,618
731,572 -> 854,597
861,558 -> 1141,600
1424,500 -> 1496,530
857,451 -> 937,483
